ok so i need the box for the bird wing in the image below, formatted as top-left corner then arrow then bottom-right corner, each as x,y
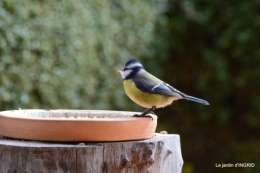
133,72 -> 183,98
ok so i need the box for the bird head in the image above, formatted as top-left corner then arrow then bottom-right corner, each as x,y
118,59 -> 145,80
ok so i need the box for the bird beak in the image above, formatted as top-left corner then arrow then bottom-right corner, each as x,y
118,70 -> 122,75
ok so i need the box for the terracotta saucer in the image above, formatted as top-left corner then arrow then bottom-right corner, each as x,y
0,109 -> 157,142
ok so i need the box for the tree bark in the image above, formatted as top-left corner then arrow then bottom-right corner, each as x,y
0,134 -> 183,173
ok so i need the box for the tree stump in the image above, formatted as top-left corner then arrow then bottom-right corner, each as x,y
0,134 -> 183,173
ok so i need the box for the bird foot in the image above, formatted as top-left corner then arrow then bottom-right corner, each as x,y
131,106 -> 156,120
132,114 -> 153,120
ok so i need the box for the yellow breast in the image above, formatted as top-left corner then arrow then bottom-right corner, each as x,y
123,79 -> 179,108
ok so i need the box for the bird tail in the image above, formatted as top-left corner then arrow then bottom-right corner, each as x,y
183,95 -> 210,105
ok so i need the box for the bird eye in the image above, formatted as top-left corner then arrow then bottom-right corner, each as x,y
123,68 -> 130,71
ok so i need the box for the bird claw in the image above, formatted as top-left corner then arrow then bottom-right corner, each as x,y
132,114 -> 153,120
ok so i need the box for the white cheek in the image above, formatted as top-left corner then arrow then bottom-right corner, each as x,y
125,62 -> 142,69
121,69 -> 132,79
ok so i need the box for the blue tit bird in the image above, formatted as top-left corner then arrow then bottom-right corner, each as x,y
118,59 -> 209,118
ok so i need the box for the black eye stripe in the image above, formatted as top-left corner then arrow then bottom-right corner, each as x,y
124,68 -> 130,71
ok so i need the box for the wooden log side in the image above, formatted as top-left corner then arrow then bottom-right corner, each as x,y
0,134 -> 183,173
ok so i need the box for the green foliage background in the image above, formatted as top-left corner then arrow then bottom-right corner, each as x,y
1,0 -> 259,173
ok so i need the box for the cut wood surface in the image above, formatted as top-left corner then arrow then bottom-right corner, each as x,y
0,134 -> 183,173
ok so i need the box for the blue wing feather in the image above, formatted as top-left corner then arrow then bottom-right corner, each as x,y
134,80 -> 182,97
134,81 -> 154,92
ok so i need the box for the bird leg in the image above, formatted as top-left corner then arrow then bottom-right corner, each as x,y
133,106 -> 156,119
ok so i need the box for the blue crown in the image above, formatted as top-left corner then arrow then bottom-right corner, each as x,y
125,59 -> 139,66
